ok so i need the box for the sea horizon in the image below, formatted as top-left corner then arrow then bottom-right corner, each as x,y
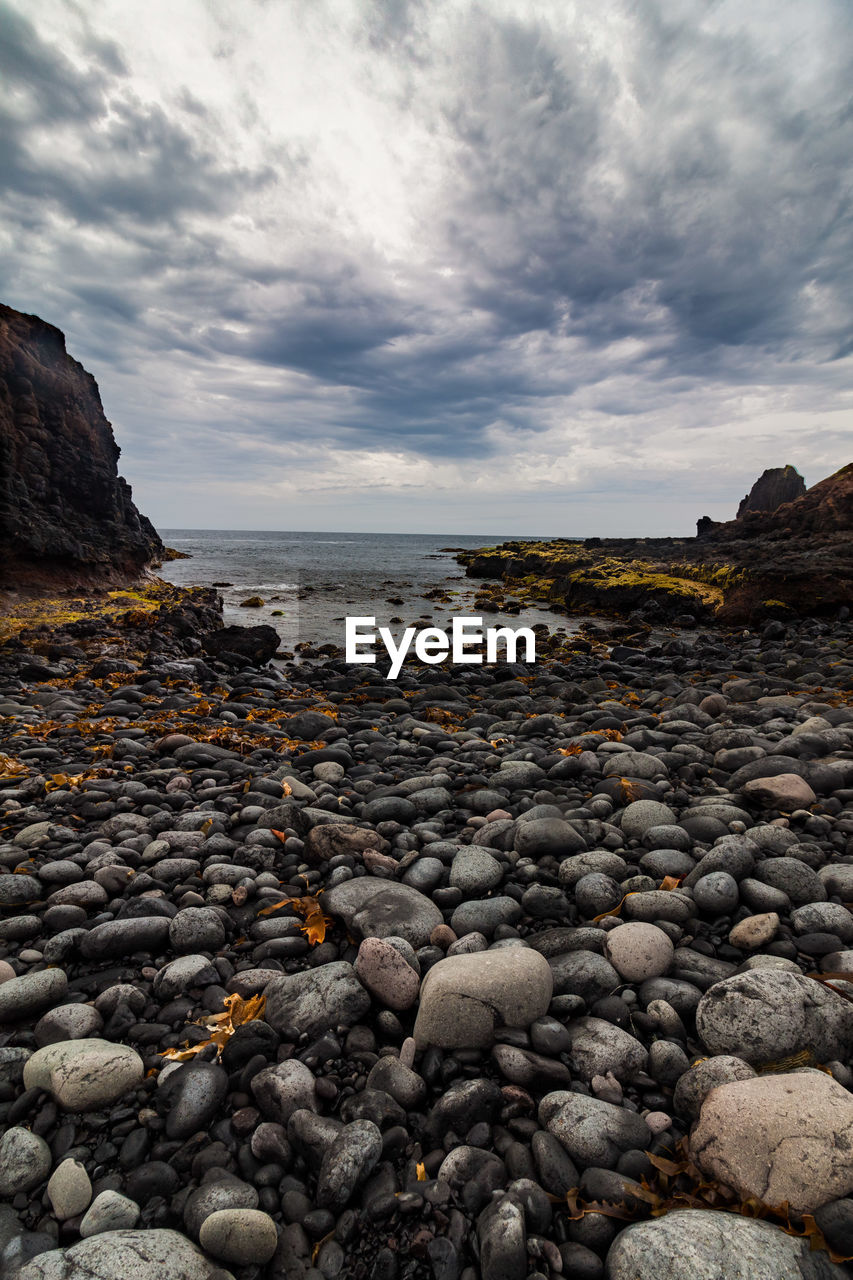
157,528 -> 582,654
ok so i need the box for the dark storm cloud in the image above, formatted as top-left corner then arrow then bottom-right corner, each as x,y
433,3 -> 853,364
0,0 -> 850,528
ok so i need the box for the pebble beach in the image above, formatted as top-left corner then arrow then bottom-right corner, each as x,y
1,594 -> 853,1279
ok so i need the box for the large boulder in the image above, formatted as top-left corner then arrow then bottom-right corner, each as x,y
17,1229 -> 232,1280
23,1040 -> 144,1111
202,625 -> 280,665
539,1090 -> 651,1169
606,1209 -> 847,1280
413,949 -> 553,1049
263,962 -> 370,1038
690,1072 -> 853,1213
736,465 -> 806,518
695,970 -> 853,1064
323,880 -> 443,949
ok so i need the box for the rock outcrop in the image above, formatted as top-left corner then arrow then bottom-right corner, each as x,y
709,462 -> 852,541
459,464 -> 853,624
736,465 -> 806,518
0,303 -> 163,590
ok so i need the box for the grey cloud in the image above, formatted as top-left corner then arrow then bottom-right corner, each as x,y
431,2 -> 853,366
0,2 -> 273,228
0,0 -> 850,531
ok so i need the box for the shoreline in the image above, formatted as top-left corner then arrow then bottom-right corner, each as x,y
1,583 -> 853,1273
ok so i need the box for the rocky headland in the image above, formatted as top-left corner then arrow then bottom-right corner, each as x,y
0,304 -> 164,594
458,463 -> 853,626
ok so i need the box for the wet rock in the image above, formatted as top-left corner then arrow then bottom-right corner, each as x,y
159,1060 -> 229,1140
169,907 -> 227,953
548,950 -> 619,1002
729,913 -> 779,949
477,1194 -> 526,1280
79,1191 -> 141,1237
604,923 -> 674,981
565,1017 -> 648,1082
540,1091 -> 652,1169
0,968 -> 68,1022
324,880 -> 442,947
354,937 -> 421,1010
316,1120 -> 383,1211
47,1159 -> 92,1219
741,773 -> 817,809
449,847 -> 504,895
250,1060 -> 318,1124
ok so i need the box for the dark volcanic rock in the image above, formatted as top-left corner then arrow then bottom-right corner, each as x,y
201,624 -> 280,665
0,303 -> 163,588
735,465 -> 806,519
460,462 -> 852,623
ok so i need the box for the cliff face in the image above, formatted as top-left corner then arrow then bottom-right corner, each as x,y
708,463 -> 852,541
0,303 -> 163,590
735,465 -> 806,518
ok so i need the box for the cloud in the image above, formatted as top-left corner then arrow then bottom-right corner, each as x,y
0,0 -> 850,534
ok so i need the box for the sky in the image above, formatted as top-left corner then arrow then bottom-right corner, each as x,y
1,0 -> 851,536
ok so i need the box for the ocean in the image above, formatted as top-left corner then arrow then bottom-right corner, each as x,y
157,529 -> 580,653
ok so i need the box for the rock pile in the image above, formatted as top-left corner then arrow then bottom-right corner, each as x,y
1,607 -> 852,1278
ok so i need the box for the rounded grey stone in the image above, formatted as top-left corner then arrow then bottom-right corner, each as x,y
79,1191 -> 141,1237
16,1229 -> 232,1280
450,897 -> 522,938
184,1176 -> 260,1240
673,1054 -> 757,1119
199,1208 -> 278,1265
540,1091 -> 652,1169
565,1017 -> 648,1082
23,1039 -> 144,1110
558,851 -> 628,888
250,1060 -> 318,1124
47,1160 -> 92,1219
692,871 -> 740,915
0,1127 -> 51,1194
696,970 -> 853,1064
34,1004 -> 103,1047
153,954 -> 219,1000
606,1209 -> 848,1280
264,961 -> 371,1037
605,922 -> 674,982
414,949 -> 554,1049
620,800 -> 677,838
0,968 -> 68,1022
549,950 -> 619,1002
449,848 -> 504,895
169,908 -> 226,953
316,1120 -> 383,1211
514,818 -> 586,857
323,880 -> 442,948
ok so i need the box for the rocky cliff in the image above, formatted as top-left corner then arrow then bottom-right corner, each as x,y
459,464 -> 853,625
708,463 -> 852,541
0,303 -> 163,590
736,465 -> 806,518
